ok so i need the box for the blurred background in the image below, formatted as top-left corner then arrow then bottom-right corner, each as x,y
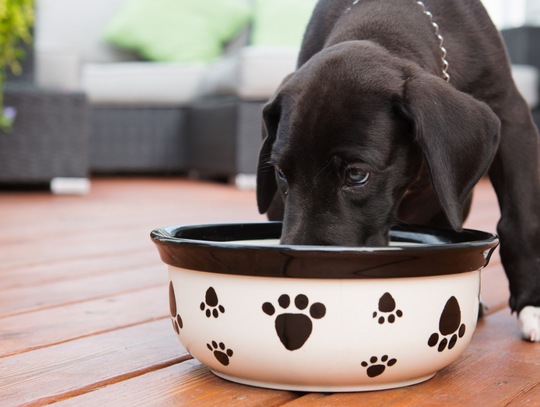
0,0 -> 539,194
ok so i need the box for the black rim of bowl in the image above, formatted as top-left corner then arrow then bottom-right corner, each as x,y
150,222 -> 499,279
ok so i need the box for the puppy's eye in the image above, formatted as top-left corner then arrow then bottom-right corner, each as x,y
276,167 -> 287,181
345,167 -> 370,185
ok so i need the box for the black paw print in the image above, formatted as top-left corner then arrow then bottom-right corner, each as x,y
262,294 -> 326,351
169,282 -> 183,334
200,287 -> 225,318
207,341 -> 233,366
428,296 -> 466,352
361,355 -> 397,378
372,292 -> 403,324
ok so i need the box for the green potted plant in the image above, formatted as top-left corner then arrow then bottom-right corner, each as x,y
0,0 -> 33,132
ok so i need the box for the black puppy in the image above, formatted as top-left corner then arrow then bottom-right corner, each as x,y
256,0 -> 540,341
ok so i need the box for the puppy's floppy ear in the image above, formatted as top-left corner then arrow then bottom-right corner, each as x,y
399,70 -> 500,230
256,73 -> 293,214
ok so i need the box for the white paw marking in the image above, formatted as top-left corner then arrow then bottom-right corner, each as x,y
518,306 -> 540,342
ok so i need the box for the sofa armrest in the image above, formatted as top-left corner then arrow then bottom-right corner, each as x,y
36,48 -> 82,91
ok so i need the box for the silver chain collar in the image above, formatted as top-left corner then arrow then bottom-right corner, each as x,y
346,0 -> 450,82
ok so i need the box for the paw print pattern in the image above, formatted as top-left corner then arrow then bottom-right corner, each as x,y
207,341 -> 233,366
200,287 -> 225,318
262,294 -> 326,351
169,282 -> 183,334
372,292 -> 403,324
428,296 -> 466,352
361,355 -> 397,378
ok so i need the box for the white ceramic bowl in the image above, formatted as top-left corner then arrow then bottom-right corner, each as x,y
151,222 -> 498,392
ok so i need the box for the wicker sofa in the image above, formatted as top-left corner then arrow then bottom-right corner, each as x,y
35,0 -> 213,175
33,0 -> 306,185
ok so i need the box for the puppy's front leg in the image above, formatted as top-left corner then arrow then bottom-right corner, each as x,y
488,87 -> 540,342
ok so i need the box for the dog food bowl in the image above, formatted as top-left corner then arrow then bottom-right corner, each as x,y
151,222 -> 498,392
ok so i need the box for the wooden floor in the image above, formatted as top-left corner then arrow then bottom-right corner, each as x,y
1,176 -> 539,406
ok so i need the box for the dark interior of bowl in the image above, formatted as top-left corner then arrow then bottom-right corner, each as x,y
151,222 -> 499,279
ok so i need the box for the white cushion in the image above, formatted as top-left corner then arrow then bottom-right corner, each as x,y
82,62 -> 208,105
197,46 -> 299,100
511,64 -> 539,109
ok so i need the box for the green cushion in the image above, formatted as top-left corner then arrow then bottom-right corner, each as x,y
103,0 -> 252,63
250,0 -> 317,47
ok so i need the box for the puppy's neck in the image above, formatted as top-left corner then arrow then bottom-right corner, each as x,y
330,0 -> 449,81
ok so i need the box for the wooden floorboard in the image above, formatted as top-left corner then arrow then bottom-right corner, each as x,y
0,176 -> 537,406
0,287 -> 168,357
0,320 -> 190,406
46,359 -> 299,407
0,250 -> 160,291
0,263 -> 166,317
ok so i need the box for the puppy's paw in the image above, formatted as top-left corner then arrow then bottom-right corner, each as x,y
518,306 -> 540,342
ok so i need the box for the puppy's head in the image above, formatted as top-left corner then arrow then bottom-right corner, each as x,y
257,41 -> 500,246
